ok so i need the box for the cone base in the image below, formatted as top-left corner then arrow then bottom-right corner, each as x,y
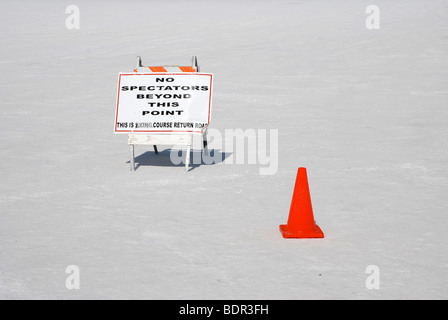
279,224 -> 324,239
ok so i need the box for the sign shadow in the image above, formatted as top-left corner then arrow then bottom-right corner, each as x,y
127,149 -> 232,171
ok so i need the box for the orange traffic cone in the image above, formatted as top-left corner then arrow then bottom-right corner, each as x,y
280,167 -> 324,238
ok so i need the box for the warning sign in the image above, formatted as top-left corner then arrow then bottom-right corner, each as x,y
114,73 -> 213,133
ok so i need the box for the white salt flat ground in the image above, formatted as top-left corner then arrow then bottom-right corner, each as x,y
0,0 -> 447,299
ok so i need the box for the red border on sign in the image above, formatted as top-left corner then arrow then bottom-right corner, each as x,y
114,73 -> 213,133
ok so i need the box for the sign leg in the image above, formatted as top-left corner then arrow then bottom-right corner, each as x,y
185,145 -> 191,172
130,144 -> 135,171
203,130 -> 209,156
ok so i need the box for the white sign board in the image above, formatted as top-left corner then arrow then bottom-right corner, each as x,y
114,73 -> 213,133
